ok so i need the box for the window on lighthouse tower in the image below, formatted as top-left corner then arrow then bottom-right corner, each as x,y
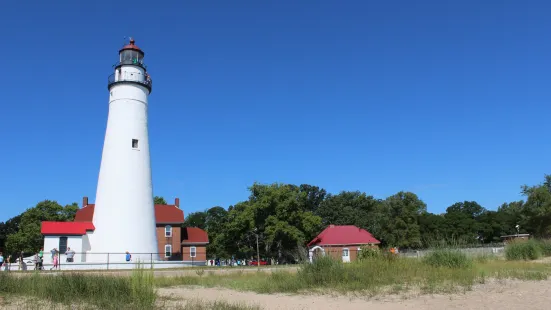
132,139 -> 139,149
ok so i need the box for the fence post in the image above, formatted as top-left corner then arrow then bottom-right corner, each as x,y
151,253 -> 153,269
107,253 -> 110,270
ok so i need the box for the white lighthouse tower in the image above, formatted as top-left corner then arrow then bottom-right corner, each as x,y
89,38 -> 158,262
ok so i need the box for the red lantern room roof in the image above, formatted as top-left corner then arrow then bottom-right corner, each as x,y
119,38 -> 144,54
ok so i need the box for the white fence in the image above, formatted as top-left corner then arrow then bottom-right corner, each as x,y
399,246 -> 505,258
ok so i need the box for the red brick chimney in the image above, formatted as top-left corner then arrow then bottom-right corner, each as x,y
83,196 -> 89,208
175,198 -> 180,208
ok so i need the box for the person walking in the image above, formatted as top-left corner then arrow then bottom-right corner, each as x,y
5,255 -> 11,271
34,252 -> 43,271
18,251 -> 24,271
0,252 -> 4,272
50,253 -> 59,270
38,248 -> 44,261
50,248 -> 58,262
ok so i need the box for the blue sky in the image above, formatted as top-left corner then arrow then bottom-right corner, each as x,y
1,1 -> 550,221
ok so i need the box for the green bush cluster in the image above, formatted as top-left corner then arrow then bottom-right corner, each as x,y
298,256 -> 346,285
504,239 -> 551,261
357,247 -> 381,260
537,239 -> 551,256
422,249 -> 473,269
276,253 -> 479,293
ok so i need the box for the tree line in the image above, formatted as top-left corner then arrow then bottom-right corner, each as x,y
2,175 -> 551,261
183,175 -> 551,262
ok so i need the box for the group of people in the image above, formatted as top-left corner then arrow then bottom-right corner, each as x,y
0,252 -> 12,271
1,251 -> 30,271
32,247 -> 76,271
206,257 -> 267,267
0,247 -> 77,271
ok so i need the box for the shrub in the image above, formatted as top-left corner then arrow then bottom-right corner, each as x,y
423,249 -> 472,269
357,247 -> 381,260
537,239 -> 551,257
298,256 -> 345,285
505,240 -> 542,261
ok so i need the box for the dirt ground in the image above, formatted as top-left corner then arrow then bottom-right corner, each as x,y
159,278 -> 551,310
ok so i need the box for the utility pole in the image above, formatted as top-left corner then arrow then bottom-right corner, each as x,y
254,228 -> 260,271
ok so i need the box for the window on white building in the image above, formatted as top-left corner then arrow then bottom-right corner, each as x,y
165,225 -> 172,237
190,246 -> 197,258
59,237 -> 68,254
165,244 -> 172,258
132,139 -> 139,149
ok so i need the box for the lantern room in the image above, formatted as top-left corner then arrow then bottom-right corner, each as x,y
118,38 -> 145,67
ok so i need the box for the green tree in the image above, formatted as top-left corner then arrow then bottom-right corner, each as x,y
418,212 -> 447,246
496,200 -> 525,235
5,200 -> 78,253
183,211 -> 207,229
204,206 -> 229,258
441,201 -> 486,244
520,175 -> 551,237
222,183 -> 322,262
379,192 -> 426,248
154,196 -> 168,205
316,191 -> 384,238
297,184 -> 327,213
0,215 -> 22,249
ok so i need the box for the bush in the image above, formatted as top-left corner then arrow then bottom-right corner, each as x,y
423,249 -> 472,269
357,247 -> 381,260
537,239 -> 551,257
298,256 -> 345,285
505,240 -> 542,261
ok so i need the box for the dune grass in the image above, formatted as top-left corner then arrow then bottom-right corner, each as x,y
504,239 -> 551,261
2,247 -> 551,308
0,265 -> 156,309
422,249 -> 472,269
156,252 -> 551,295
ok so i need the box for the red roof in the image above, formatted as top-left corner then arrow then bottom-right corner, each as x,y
74,204 -> 94,222
307,225 -> 380,247
41,221 -> 95,235
75,204 -> 184,224
181,227 -> 209,244
120,38 -> 143,54
155,205 -> 185,223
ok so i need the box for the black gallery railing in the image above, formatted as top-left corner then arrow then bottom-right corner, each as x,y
108,73 -> 153,91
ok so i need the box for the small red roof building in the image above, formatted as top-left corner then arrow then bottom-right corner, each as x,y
41,222 -> 95,235
308,225 -> 380,247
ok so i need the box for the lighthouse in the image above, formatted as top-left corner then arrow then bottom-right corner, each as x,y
89,38 -> 158,262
